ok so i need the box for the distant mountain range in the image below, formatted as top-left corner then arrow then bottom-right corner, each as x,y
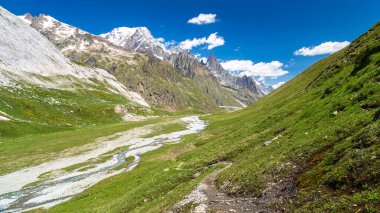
19,13 -> 272,110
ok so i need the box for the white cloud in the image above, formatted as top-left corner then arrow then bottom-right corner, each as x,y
193,54 -> 207,63
207,33 -> 225,49
179,33 -> 225,50
221,60 -> 288,78
199,57 -> 208,64
294,41 -> 350,56
188,13 -> 217,25
164,40 -> 176,48
272,81 -> 285,89
258,76 -> 265,81
193,53 -> 202,59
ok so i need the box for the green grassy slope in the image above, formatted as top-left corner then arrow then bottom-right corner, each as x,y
67,52 -> 242,112
0,76 -> 155,139
46,22 -> 379,212
185,22 -> 380,211
0,116 -> 176,175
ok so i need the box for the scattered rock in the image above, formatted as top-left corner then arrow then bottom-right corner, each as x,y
333,111 -> 338,116
263,140 -> 273,146
263,135 -> 282,146
192,172 -> 201,179
174,162 -> 276,212
163,168 -> 169,172
0,115 -> 11,121
193,204 -> 208,213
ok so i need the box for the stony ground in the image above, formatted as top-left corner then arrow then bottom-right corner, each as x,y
172,163 -> 279,213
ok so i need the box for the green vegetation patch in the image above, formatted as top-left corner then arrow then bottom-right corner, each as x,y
142,121 -> 187,138
0,117 -> 173,175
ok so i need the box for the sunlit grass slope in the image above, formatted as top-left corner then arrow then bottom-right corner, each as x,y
33,22 -> 380,212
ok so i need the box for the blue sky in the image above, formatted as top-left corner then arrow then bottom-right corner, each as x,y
1,0 -> 380,86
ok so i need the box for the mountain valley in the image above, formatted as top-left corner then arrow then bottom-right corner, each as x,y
0,4 -> 379,213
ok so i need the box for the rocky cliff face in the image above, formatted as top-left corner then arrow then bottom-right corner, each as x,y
169,52 -> 208,78
205,54 -> 270,103
19,14 -> 135,58
206,54 -> 236,87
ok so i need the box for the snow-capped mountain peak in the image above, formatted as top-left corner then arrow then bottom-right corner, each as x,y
100,26 -> 171,59
252,78 -> 274,95
99,27 -> 140,46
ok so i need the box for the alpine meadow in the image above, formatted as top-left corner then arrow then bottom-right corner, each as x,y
0,1 -> 379,212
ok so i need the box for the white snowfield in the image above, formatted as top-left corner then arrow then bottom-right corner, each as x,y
0,6 -> 149,107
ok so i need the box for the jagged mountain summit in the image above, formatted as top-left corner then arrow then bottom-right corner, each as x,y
206,53 -> 273,95
206,54 -> 273,102
18,14 -> 137,58
100,27 -> 171,60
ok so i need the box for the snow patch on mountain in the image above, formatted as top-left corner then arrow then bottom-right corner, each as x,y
253,79 -> 274,95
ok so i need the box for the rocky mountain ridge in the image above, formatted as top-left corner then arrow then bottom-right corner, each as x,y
19,13 -> 271,108
100,27 -> 171,60
2,9 -> 148,108
19,13 -> 246,111
95,17 -> 273,101
206,53 -> 274,100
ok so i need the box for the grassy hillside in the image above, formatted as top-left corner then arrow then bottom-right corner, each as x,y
45,22 -> 379,212
0,76 -> 156,139
67,51 -> 242,112
0,116 -> 175,175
